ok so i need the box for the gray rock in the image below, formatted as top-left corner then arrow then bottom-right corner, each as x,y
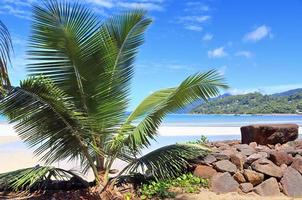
212,152 -> 230,161
201,155 -> 217,165
251,158 -> 283,178
240,183 -> 253,193
214,160 -> 237,174
211,172 -> 239,194
246,152 -> 268,164
243,169 -> 264,186
254,177 -> 280,196
280,167 -> 302,197
235,144 -> 256,156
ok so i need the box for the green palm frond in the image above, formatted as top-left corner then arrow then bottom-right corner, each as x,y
0,77 -> 92,167
0,20 -> 12,90
0,166 -> 87,191
120,70 -> 228,150
91,10 -> 152,131
28,0 -> 100,111
125,144 -> 210,180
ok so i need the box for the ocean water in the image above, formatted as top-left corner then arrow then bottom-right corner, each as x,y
161,114 -> 302,127
1,114 -> 301,150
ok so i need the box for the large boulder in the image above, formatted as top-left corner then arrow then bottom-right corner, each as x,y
211,172 -> 239,194
280,167 -> 302,197
253,177 -> 280,196
241,124 -> 299,145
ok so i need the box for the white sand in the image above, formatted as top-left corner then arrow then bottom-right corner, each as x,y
0,123 -> 301,180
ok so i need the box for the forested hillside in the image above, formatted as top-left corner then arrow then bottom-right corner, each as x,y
192,92 -> 302,114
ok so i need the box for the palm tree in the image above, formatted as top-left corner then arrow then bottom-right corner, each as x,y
0,0 -> 228,189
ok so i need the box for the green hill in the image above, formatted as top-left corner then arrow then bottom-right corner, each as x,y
192,92 -> 302,114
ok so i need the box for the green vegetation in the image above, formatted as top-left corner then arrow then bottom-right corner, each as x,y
0,0 -> 227,194
193,92 -> 302,114
139,173 -> 209,199
0,166 -> 87,191
186,135 -> 209,145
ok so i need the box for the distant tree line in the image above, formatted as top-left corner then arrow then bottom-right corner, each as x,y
192,92 -> 302,114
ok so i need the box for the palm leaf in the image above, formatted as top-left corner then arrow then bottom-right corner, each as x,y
120,70 -> 228,150
28,0 -> 100,112
0,20 -> 12,90
91,10 -> 152,131
0,166 -> 87,191
125,144 -> 210,180
0,77 -> 93,169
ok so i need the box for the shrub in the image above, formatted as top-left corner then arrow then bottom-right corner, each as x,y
139,173 -> 209,199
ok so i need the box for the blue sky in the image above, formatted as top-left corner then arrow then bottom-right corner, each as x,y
1,0 -> 302,110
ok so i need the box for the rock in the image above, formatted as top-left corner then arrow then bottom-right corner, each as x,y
255,145 -> 272,153
249,142 -> 257,149
253,177 -> 280,196
240,183 -> 253,193
235,144 -> 256,156
280,167 -> 302,197
269,151 -> 293,166
251,158 -> 283,178
214,160 -> 237,174
201,155 -> 217,165
246,152 -> 268,164
241,124 -> 299,145
233,172 -> 246,183
243,169 -> 264,186
280,164 -> 288,171
291,157 -> 302,174
230,153 -> 246,170
211,172 -> 239,194
193,165 -> 217,179
221,149 -> 238,156
212,152 -> 230,161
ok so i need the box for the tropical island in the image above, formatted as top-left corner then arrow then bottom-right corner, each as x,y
192,90 -> 302,114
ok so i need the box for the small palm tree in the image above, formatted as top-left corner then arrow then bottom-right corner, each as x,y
0,0 -> 228,189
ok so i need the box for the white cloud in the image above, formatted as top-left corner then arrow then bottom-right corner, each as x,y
185,2 -> 210,12
117,2 -> 163,11
229,84 -> 302,95
86,0 -> 165,11
243,25 -> 273,42
185,25 -> 203,32
235,51 -> 253,58
177,15 -> 210,32
178,15 -> 211,24
87,0 -> 114,8
208,47 -> 227,58
202,33 -> 213,41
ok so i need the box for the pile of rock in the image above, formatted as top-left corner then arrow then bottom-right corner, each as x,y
191,124 -> 302,197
